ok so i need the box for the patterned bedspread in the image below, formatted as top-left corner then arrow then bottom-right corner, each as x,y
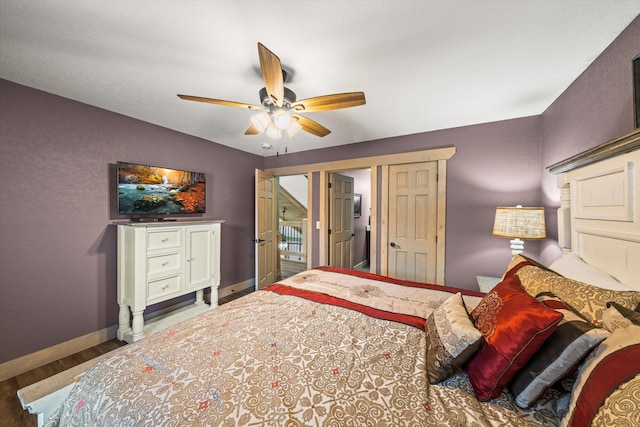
45,268 -> 560,426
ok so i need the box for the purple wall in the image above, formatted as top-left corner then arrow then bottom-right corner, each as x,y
0,80 -> 262,363
539,15 -> 640,265
266,116 -> 543,288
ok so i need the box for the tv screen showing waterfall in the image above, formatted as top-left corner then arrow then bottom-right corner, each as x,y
117,161 -> 206,216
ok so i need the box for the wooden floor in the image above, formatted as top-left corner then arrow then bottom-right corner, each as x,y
0,290 -> 253,427
279,258 -> 307,280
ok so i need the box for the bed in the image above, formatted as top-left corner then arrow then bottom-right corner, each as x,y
34,134 -> 640,426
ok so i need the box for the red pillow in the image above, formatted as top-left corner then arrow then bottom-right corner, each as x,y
467,275 -> 563,401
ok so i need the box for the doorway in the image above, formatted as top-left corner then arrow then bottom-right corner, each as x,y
327,169 -> 371,271
277,174 -> 309,280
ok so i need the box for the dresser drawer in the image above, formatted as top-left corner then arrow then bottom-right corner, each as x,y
147,229 -> 181,251
147,252 -> 181,278
147,275 -> 181,302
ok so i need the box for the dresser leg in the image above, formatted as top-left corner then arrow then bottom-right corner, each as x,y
117,304 -> 131,341
131,310 -> 144,341
195,289 -> 204,305
210,286 -> 218,308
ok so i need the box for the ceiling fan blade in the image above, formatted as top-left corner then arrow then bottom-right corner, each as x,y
292,114 -> 331,137
244,124 -> 261,135
257,43 -> 284,107
291,92 -> 366,112
177,94 -> 264,110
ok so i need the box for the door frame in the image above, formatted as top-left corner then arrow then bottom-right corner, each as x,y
265,146 -> 455,283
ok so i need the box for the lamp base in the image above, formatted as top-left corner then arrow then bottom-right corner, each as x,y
510,238 -> 524,256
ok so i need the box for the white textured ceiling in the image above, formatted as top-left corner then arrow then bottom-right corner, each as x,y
1,1 -> 639,156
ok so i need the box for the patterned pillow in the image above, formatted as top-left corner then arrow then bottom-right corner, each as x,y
605,302 -> 640,326
467,276 -> 563,401
560,304 -> 640,427
502,257 -> 558,298
509,293 -> 609,408
501,254 -> 558,280
506,260 -> 640,326
425,292 -> 484,384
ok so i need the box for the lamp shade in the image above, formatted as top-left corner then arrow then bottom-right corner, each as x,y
492,206 -> 546,240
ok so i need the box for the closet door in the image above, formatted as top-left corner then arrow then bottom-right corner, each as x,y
387,162 -> 437,283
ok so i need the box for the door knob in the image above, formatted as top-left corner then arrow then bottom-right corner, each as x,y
253,238 -> 265,243
390,242 -> 398,248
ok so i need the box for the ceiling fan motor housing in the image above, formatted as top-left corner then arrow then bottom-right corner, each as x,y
259,87 -> 297,108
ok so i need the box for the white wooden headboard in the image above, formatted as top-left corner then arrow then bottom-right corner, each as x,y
549,128 -> 640,289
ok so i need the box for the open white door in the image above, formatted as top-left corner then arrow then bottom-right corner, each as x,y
255,169 -> 276,289
329,173 -> 355,268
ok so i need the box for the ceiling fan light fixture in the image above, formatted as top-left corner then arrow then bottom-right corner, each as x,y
265,122 -> 281,139
272,108 -> 292,130
286,120 -> 301,137
251,112 -> 271,132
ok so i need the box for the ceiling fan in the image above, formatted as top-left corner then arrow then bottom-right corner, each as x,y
178,43 -> 366,138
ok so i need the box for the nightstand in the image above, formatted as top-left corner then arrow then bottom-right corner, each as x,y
476,276 -> 501,293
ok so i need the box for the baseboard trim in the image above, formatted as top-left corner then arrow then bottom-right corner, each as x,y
0,325 -> 118,383
0,279 -> 255,382
218,278 -> 255,299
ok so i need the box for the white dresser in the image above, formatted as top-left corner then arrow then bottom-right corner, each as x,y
116,220 -> 223,343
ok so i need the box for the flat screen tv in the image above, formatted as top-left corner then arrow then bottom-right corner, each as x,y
117,161 -> 206,217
